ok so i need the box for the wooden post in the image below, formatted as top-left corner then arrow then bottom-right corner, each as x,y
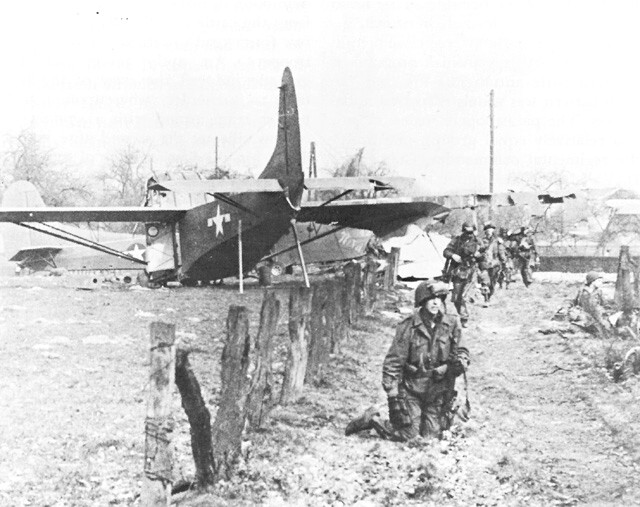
362,258 -> 378,316
343,261 -> 361,325
211,306 -> 252,481
615,246 -> 634,310
291,219 -> 310,288
634,258 -> 640,305
306,281 -> 331,385
280,286 -> 313,404
384,247 -> 401,290
142,322 -> 176,507
238,219 -> 244,294
246,291 -> 281,428
175,349 -> 214,489
330,279 -> 347,353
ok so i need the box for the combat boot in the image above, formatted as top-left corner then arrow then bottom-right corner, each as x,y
345,407 -> 380,436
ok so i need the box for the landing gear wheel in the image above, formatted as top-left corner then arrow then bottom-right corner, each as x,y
137,271 -> 161,289
136,271 -> 151,288
270,262 -> 285,278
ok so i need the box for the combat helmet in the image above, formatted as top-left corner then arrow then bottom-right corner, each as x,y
414,281 -> 449,307
461,220 -> 476,233
585,271 -> 603,285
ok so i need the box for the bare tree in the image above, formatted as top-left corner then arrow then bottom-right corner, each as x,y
318,148 -> 393,201
2,129 -> 92,206
100,145 -> 149,206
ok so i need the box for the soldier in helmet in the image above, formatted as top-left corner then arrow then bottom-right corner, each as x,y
443,220 -> 483,326
570,271 -> 612,336
496,227 -> 514,289
510,226 -> 538,287
478,221 -> 506,303
345,280 -> 470,441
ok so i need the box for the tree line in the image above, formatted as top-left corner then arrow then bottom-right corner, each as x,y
1,129 -> 587,242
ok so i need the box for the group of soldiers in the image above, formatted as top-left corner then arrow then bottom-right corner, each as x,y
345,220 -> 538,442
442,220 -> 539,327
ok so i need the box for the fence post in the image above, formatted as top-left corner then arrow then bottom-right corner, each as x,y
246,291 -> 281,428
330,279 -> 347,353
211,306 -> 252,481
384,247 -> 401,290
615,246 -> 635,310
306,281 -> 331,385
280,286 -> 313,404
142,322 -> 176,507
343,261 -> 361,325
175,349 -> 214,489
362,258 -> 378,316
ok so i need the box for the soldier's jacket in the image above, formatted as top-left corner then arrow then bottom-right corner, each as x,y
443,233 -> 482,280
510,233 -> 537,261
573,285 -> 606,322
382,309 -> 470,396
480,236 -> 507,269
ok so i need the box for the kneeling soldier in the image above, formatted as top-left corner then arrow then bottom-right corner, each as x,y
345,280 -> 470,441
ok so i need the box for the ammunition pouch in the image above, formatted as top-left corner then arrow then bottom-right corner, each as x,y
404,363 -> 434,379
388,395 -> 411,429
452,264 -> 473,282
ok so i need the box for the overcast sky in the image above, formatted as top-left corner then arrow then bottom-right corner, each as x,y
1,1 -> 639,195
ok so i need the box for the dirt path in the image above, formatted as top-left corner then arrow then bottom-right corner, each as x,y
2,275 -> 640,505
183,279 -> 640,506
464,280 -> 640,505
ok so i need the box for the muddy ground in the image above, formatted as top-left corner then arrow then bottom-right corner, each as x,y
1,272 -> 639,506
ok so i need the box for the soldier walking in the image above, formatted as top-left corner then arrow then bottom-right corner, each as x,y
509,226 -> 538,287
496,227 -> 513,289
478,222 -> 506,303
345,281 -> 470,441
443,221 -> 483,327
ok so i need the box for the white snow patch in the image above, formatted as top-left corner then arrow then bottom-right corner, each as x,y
135,310 -> 157,318
83,335 -> 118,345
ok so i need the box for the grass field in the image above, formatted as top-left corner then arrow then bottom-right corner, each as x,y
1,272 -> 639,505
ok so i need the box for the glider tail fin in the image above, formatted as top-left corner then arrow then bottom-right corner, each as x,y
259,67 -> 304,206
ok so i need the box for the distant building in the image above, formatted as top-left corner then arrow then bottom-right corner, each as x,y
537,188 -> 640,272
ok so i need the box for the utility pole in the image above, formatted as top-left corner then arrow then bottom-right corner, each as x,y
489,89 -> 494,194
489,90 -> 495,222
308,142 -> 317,200
308,141 -> 316,178
215,136 -> 219,171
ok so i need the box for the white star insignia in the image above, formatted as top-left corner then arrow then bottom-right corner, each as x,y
124,243 -> 146,260
207,205 -> 231,236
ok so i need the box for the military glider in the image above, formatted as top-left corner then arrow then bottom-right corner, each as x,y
0,68 -> 450,287
0,180 -> 145,279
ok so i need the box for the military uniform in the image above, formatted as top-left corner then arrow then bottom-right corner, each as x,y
496,228 -> 513,288
509,229 -> 538,287
443,229 -> 482,325
572,285 -> 609,333
375,308 -> 469,440
479,227 -> 507,301
345,282 -> 470,441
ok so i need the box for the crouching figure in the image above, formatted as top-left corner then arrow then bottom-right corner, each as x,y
569,271 -> 612,336
345,280 -> 470,441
